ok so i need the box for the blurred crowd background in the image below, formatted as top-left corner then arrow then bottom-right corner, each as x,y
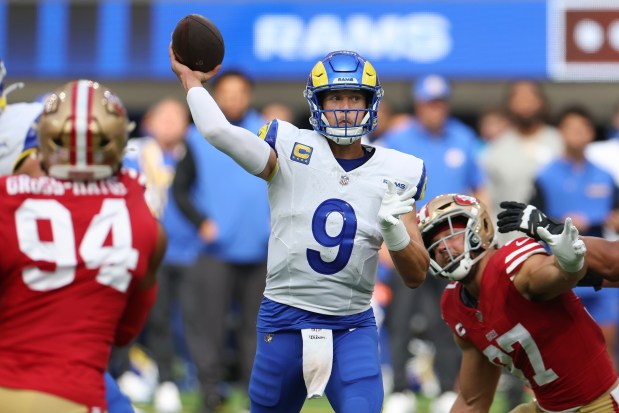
4,1 -> 619,412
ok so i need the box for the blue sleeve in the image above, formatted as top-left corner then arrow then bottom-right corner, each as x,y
105,372 -> 135,413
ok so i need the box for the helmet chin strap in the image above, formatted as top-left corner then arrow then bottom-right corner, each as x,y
444,253 -> 474,281
443,249 -> 488,281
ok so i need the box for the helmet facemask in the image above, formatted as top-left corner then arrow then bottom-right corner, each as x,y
304,51 -> 383,145
425,214 -> 486,281
418,194 -> 495,281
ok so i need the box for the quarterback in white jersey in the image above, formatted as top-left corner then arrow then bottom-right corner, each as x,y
0,59 -> 42,175
262,119 -> 426,315
170,47 -> 430,413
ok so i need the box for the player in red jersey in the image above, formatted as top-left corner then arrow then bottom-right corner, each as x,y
417,194 -> 619,413
0,79 -> 167,413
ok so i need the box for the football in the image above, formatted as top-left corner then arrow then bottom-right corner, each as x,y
172,14 -> 225,72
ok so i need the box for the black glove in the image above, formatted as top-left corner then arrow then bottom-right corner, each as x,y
497,201 -> 565,241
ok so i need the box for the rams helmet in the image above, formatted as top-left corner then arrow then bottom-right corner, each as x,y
38,80 -> 130,181
304,50 -> 383,145
417,194 -> 494,281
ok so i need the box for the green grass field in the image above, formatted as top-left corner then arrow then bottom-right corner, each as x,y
135,388 -> 513,413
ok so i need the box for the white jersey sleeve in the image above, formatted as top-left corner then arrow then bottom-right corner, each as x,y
261,120 -> 426,315
0,102 -> 43,175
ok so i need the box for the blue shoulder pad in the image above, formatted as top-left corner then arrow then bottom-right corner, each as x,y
257,119 -> 279,153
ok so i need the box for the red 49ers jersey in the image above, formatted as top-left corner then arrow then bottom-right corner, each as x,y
0,171 -> 158,409
441,237 -> 617,411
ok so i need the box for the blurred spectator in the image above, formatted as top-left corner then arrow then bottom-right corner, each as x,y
606,101 -> 619,140
122,98 -> 200,413
529,105 -> 619,369
586,102 -> 619,187
481,80 -> 563,237
381,74 -> 486,413
478,107 -> 511,142
476,107 -> 511,150
173,69 -> 270,413
261,102 -> 295,124
362,98 -> 403,145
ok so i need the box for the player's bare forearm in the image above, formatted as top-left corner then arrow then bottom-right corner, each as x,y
582,237 -> 619,281
516,253 -> 586,300
390,239 -> 429,288
390,212 -> 429,288
452,335 -> 501,413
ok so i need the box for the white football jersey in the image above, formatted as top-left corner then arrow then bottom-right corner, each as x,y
261,120 -> 426,316
0,102 -> 43,175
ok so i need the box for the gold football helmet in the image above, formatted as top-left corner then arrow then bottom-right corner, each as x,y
38,79 -> 129,180
417,194 -> 495,281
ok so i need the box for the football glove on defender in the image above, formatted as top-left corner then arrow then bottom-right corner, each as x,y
497,201 -> 565,241
537,217 -> 586,273
499,202 -> 602,288
378,180 -> 416,251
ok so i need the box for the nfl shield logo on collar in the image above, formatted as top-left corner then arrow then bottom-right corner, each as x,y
339,175 -> 349,186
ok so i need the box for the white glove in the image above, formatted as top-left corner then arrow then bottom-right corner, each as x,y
378,180 -> 417,251
537,217 -> 586,273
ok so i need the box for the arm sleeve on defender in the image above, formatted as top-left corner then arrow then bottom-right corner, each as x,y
187,87 -> 272,175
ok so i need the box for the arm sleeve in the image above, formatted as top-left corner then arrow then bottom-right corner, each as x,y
114,282 -> 158,346
172,144 -> 206,229
187,87 -> 272,175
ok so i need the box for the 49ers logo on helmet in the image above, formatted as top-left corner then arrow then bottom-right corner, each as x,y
417,205 -> 429,225
453,194 -> 477,206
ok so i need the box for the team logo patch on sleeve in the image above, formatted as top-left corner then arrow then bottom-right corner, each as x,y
291,142 -> 313,165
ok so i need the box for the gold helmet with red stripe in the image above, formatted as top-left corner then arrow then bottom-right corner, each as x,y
38,79 -> 129,180
417,194 -> 495,281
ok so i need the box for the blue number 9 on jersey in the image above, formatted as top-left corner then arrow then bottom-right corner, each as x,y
307,198 -> 357,275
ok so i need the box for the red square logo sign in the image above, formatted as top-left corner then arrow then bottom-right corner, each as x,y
549,0 -> 619,80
